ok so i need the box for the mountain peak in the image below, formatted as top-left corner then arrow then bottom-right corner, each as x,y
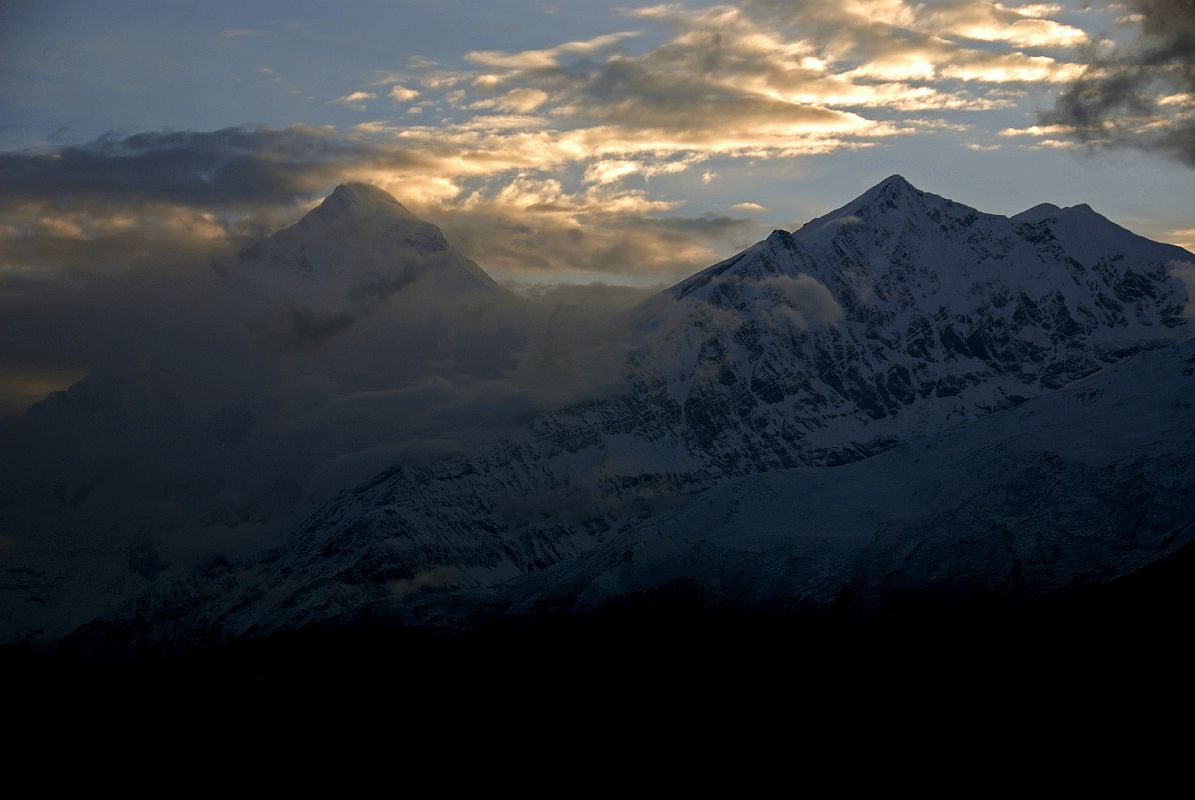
856,174 -> 923,206
1012,201 -> 1112,228
1012,202 -> 1063,224
794,173 -> 947,238
877,174 -> 915,190
222,181 -> 505,310
305,182 -> 416,225
329,182 -> 404,205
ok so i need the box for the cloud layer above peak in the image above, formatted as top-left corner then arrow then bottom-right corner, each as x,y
2,0 -> 1193,295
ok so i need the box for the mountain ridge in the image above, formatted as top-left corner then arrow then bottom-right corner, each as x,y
329,336 -> 1195,629
61,175 -> 1195,646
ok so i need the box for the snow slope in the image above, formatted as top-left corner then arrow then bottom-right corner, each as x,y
69,176 -> 1195,645
440,337 -> 1195,621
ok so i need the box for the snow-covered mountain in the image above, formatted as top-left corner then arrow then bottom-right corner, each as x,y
632,175 -> 1188,463
0,184 -> 522,643
69,176 -> 1194,646
398,336 -> 1192,624
217,181 -> 508,349
226,182 -> 503,299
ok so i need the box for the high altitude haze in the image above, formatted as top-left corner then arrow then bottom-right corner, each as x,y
2,2 -> 1193,285
4,1 -> 1194,414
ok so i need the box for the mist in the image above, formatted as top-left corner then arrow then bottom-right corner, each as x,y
0,191 -> 655,639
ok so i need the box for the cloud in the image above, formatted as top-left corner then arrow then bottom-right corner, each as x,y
336,91 -> 377,107
389,84 -> 420,102
464,31 -> 640,69
0,178 -> 690,637
1170,260 -> 1195,319
939,52 -> 1085,82
386,566 -> 464,597
436,199 -> 762,282
1169,226 -> 1195,252
757,273 -> 845,330
0,0 -> 1165,640
918,0 -> 1088,48
1041,0 -> 1195,166
0,127 -> 703,288
999,123 -> 1073,137
374,0 -> 1099,189
584,159 -> 640,184
0,126 -> 420,211
470,87 -> 551,113
0,1 -> 1128,290
450,114 -> 549,131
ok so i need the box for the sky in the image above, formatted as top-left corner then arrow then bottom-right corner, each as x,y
0,1 -> 1192,288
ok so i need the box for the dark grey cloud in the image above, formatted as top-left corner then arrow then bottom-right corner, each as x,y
1042,0 -> 1195,166
0,123 -> 762,286
0,126 -> 398,209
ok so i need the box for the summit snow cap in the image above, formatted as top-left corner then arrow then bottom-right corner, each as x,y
304,182 -> 418,226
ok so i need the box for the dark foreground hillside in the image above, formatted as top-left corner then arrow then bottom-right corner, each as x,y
6,538 -> 1194,701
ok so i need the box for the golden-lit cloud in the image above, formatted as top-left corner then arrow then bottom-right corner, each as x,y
449,114 -> 550,131
999,123 -> 1074,137
464,31 -> 640,70
471,87 -> 551,113
919,1 -> 1088,47
388,84 -> 420,102
348,2 -> 1121,278
1170,228 -> 1195,253
940,53 -> 1086,82
325,0 -> 1102,258
584,160 -> 641,184
3,2 -> 1147,284
335,91 -> 377,108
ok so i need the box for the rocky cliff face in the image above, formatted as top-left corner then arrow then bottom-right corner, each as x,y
433,337 -> 1195,624
75,176 -> 1193,644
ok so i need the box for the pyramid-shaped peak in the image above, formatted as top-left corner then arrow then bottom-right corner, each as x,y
859,174 -> 925,202
810,174 -> 937,221
307,182 -> 416,224
794,175 -> 999,242
330,182 -> 405,205
878,174 -> 916,190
